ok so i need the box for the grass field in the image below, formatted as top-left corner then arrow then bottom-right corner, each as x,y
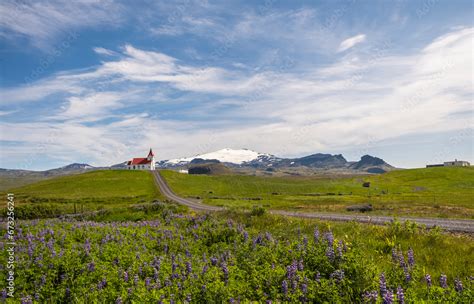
0,168 -> 472,301
161,167 -> 474,219
2,170 -> 161,218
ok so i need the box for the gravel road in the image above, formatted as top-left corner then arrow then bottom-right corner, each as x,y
153,170 -> 474,233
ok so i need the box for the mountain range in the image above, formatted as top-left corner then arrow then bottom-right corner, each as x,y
156,148 -> 394,174
0,149 -> 395,188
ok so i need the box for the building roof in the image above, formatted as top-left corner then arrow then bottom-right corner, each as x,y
127,158 -> 152,165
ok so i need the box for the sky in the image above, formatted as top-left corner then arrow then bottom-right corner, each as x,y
0,0 -> 473,170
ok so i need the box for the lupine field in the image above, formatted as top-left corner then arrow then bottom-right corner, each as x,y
1,204 -> 472,303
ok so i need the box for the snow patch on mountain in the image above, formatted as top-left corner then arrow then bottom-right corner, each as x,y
164,148 -> 273,165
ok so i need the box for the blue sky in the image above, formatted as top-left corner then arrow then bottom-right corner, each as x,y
0,0 -> 473,170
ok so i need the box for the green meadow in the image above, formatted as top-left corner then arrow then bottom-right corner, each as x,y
2,170 -> 161,219
161,167 -> 474,219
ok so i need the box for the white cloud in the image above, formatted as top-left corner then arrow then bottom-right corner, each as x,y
0,0 -> 123,50
338,34 -> 366,52
0,28 -> 472,169
93,47 -> 118,56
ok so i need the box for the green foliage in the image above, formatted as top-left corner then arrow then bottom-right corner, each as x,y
1,208 -> 472,303
250,205 -> 266,216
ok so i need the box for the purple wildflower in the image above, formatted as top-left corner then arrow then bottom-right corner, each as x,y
298,259 -> 304,271
424,274 -> 432,287
88,262 -> 95,272
222,262 -> 229,284
396,286 -> 404,304
65,288 -> 71,297
315,272 -> 321,283
330,269 -> 345,283
379,273 -> 387,297
185,261 -> 192,275
84,239 -> 91,256
116,297 -> 123,304
134,275 -> 139,285
145,277 -> 151,289
326,246 -> 335,261
202,265 -> 208,274
440,274 -> 447,288
21,295 -> 33,304
363,291 -> 378,303
324,231 -> 334,246
407,248 -> 414,267
210,257 -> 218,266
454,278 -> 463,292
123,271 -> 129,282
383,290 -> 393,304
314,227 -> 320,243
282,280 -> 288,296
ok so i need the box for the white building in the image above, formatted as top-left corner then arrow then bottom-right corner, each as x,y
126,149 -> 156,170
443,159 -> 470,167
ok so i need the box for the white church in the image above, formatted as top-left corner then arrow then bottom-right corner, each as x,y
126,148 -> 156,170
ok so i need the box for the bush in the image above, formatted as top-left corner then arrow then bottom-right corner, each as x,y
250,205 -> 266,216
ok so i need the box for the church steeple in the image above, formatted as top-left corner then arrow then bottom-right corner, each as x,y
147,148 -> 154,161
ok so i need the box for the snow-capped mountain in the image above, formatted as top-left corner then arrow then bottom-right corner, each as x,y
160,148 -> 276,166
157,148 -> 395,173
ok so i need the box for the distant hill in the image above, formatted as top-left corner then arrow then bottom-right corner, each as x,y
0,163 -> 99,191
157,148 -> 395,174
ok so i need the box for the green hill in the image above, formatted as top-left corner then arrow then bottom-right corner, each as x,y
161,167 -> 474,218
2,170 -> 160,218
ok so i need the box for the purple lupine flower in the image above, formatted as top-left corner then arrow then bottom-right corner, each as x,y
84,239 -> 91,256
65,288 -> 71,297
337,240 -> 343,258
185,261 -> 192,275
324,231 -> 334,246
210,257 -> 218,266
303,236 -> 308,247
221,262 -> 229,284
440,274 -> 447,288
404,269 -> 411,283
298,259 -> 304,271
454,278 -> 463,292
116,297 -> 123,304
88,262 -> 95,272
424,274 -> 432,287
383,290 -> 393,304
145,277 -> 151,289
391,248 -> 398,263
407,248 -> 414,267
243,231 -> 249,242
301,283 -> 308,294
134,275 -> 139,285
314,227 -> 320,243
97,278 -> 107,290
330,269 -> 345,283
286,261 -> 298,280
326,246 -> 335,261
1,289 -> 7,299
282,280 -> 288,296
229,298 -> 235,304
396,286 -> 404,304
363,291 -> 378,303
202,285 -> 206,292
315,272 -> 321,283
379,273 -> 387,297
202,265 -> 208,274
21,295 -> 33,304
123,271 -> 129,282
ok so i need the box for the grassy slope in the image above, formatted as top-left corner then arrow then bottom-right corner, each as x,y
2,170 -> 161,216
161,167 -> 474,218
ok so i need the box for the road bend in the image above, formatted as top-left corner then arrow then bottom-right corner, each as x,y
152,170 -> 474,233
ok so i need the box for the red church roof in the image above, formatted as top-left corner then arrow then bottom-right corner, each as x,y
127,158 -> 152,165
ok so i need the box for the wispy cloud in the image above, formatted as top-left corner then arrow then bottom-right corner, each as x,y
1,27 -> 472,169
0,0 -> 124,50
338,34 -> 366,52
